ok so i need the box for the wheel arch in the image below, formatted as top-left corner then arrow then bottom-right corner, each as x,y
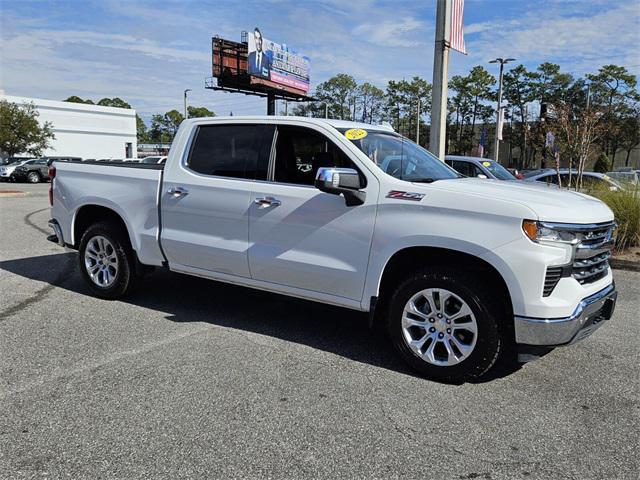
72,204 -> 136,252
371,246 -> 515,321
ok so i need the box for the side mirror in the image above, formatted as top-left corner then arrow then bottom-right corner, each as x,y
315,167 -> 366,206
477,173 -> 488,179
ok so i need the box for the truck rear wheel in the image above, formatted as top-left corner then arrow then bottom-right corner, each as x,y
78,221 -> 142,299
387,266 -> 506,383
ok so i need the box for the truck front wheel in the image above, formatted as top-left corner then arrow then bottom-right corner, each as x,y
78,221 -> 142,299
387,266 -> 506,383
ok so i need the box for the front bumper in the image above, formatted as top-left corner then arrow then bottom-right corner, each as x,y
514,283 -> 617,346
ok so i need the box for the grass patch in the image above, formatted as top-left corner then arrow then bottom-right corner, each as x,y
587,186 -> 640,251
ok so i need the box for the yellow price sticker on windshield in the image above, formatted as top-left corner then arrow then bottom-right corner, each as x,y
482,161 -> 491,167
344,128 -> 368,140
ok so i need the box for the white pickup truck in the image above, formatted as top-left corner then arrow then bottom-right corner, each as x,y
47,117 -> 618,382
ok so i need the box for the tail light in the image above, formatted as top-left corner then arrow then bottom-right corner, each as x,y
48,166 -> 56,206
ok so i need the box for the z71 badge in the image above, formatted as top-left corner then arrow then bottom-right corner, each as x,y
386,190 -> 425,201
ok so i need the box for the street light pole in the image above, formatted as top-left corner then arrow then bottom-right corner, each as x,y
183,89 -> 192,119
489,57 -> 515,161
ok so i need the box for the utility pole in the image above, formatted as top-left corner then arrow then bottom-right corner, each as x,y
416,98 -> 421,145
183,89 -> 191,119
489,57 -> 515,161
325,103 -> 329,119
429,0 -> 451,160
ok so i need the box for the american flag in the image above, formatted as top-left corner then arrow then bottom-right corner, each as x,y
450,0 -> 467,55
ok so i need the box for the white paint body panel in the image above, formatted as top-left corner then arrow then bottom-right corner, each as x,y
51,116 -> 616,323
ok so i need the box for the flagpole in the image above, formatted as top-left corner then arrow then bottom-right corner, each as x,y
429,0 -> 451,161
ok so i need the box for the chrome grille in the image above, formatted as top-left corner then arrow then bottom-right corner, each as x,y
572,251 -> 611,284
572,222 -> 615,285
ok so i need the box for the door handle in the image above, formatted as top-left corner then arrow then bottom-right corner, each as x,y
167,187 -> 189,198
254,196 -> 281,208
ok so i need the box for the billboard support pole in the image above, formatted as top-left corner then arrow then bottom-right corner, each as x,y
429,0 -> 451,160
267,93 -> 276,115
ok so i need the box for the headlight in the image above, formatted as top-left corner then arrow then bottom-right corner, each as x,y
522,220 -> 578,244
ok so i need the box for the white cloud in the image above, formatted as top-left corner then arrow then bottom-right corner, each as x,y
352,17 -> 426,47
463,3 -> 640,75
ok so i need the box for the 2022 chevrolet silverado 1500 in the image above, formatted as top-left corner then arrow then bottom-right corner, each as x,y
47,117 -> 618,382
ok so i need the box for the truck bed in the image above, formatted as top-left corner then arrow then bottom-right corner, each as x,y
52,161 -> 166,266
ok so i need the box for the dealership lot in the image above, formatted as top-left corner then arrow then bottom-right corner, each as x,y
1,184 -> 638,479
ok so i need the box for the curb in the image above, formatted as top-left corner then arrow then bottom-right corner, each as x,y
610,258 -> 640,272
0,190 -> 29,198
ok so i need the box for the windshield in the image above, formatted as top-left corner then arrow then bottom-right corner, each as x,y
340,129 -> 460,182
483,160 -> 515,180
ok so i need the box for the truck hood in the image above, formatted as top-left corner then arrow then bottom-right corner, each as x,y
424,178 -> 614,223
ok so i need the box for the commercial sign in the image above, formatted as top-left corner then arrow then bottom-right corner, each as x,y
247,27 -> 310,93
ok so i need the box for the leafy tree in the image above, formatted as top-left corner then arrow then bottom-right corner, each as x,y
618,109 -> 640,167
97,97 -> 132,109
587,65 -> 639,161
0,100 -> 55,157
384,77 -> 431,144
502,65 -> 537,167
316,74 -> 358,120
448,67 -> 495,154
136,114 -> 149,144
149,110 -> 184,143
357,82 -> 385,124
187,106 -> 215,118
64,96 -> 94,104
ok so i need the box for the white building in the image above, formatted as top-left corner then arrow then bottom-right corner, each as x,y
1,94 -> 137,159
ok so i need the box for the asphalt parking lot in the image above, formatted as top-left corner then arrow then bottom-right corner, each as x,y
1,183 -> 639,479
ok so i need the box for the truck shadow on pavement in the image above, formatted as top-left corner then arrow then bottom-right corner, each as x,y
1,252 -> 522,383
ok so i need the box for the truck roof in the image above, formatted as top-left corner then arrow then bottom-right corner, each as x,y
185,116 -> 395,133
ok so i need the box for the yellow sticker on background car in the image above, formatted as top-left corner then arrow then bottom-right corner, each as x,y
482,161 -> 491,167
344,128 -> 368,140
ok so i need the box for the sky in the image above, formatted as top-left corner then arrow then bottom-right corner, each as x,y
1,0 -> 639,122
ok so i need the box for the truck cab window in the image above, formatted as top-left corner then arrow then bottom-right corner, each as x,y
187,124 -> 273,180
273,126 -> 362,186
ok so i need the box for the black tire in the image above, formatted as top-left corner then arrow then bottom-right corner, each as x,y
78,221 -> 143,299
386,266 -> 508,383
27,171 -> 41,183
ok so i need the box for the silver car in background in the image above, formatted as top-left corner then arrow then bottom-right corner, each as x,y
445,155 -> 517,181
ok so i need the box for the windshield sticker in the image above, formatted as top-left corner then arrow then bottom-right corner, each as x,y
482,161 -> 491,167
344,128 -> 368,140
386,190 -> 425,201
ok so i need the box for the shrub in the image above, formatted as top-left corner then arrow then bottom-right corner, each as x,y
592,153 -> 610,173
588,186 -> 640,251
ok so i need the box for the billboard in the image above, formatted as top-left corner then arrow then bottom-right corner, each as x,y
247,27 -> 311,94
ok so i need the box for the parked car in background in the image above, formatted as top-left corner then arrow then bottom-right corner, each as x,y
524,169 -> 624,191
445,155 -> 517,181
140,156 -> 168,164
11,158 -> 50,183
10,156 -> 82,183
606,171 -> 639,188
0,158 -> 35,181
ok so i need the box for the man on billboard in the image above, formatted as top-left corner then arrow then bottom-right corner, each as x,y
248,27 -> 272,78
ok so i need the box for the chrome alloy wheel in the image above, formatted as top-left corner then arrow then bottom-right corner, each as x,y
84,235 -> 119,287
401,288 -> 478,366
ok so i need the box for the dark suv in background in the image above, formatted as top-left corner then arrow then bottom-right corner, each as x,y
11,157 -> 82,183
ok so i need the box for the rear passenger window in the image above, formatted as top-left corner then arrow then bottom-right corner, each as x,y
187,125 -> 273,179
